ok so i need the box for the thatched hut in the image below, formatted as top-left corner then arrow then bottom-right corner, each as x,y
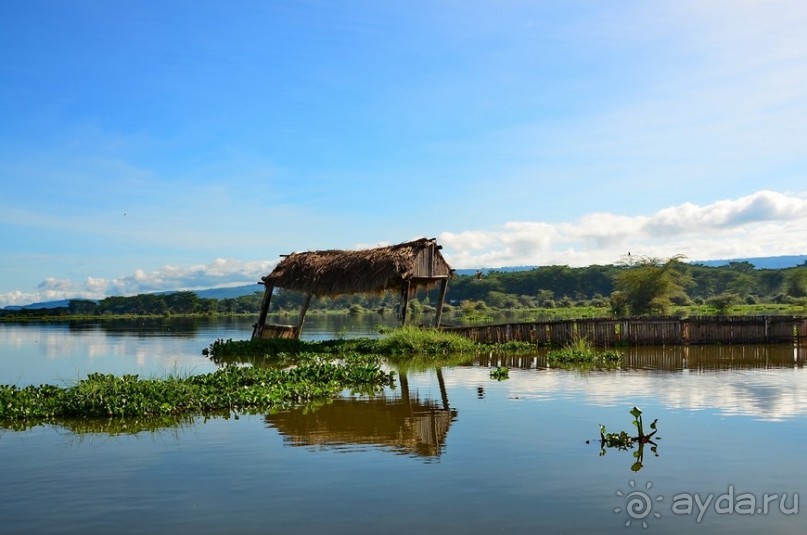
252,237 -> 453,339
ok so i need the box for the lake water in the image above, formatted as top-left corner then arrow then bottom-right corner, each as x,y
1,317 -> 806,534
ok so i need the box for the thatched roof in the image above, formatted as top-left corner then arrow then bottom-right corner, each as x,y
262,237 -> 452,297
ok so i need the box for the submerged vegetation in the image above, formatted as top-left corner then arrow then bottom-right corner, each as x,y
0,355 -> 393,427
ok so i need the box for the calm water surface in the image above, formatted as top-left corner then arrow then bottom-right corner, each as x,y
0,315 -> 396,386
1,318 -> 806,534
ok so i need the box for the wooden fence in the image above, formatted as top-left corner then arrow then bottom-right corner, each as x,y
443,316 -> 807,346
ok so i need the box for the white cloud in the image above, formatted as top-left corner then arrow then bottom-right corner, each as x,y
498,362 -> 807,421
439,190 -> 807,268
0,258 -> 277,307
643,191 -> 807,236
2,190 -> 807,307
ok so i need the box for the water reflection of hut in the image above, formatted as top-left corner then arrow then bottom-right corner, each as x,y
252,238 -> 453,339
265,370 -> 457,458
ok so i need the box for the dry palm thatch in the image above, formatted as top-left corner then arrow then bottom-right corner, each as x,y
262,238 -> 452,296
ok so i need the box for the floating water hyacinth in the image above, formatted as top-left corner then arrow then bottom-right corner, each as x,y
597,407 -> 660,472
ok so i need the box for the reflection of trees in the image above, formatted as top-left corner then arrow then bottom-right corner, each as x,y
1,413 -> 197,435
266,370 -> 457,458
61,316 -> 261,338
65,317 -> 208,337
57,414 -> 196,435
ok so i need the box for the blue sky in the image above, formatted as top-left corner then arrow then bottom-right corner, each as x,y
2,1 -> 807,306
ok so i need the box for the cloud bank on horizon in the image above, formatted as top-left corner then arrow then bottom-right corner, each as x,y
2,190 -> 805,307
2,1 -> 807,307
0,258 -> 277,307
439,190 -> 807,268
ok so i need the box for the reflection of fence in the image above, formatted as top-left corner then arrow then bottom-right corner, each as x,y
673,344 -> 807,370
445,316 -> 807,346
476,345 -> 807,371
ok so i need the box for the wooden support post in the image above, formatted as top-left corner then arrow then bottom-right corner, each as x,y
434,278 -> 449,328
400,281 -> 411,327
252,283 -> 274,339
295,293 -> 313,339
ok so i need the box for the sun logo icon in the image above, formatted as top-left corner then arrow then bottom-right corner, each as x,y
614,480 -> 663,528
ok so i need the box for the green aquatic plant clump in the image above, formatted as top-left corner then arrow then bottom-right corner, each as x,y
547,348 -> 622,365
597,406 -> 661,472
490,366 -> 510,380
375,326 -> 478,355
0,355 -> 393,424
207,327 -> 481,361
546,335 -> 622,364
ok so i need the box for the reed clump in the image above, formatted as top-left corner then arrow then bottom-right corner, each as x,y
206,326 -> 482,362
546,335 -> 622,365
374,326 -> 478,355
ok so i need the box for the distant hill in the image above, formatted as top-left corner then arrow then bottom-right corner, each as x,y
3,299 -> 73,311
4,255 -> 806,310
194,284 -> 262,299
461,256 -> 807,273
691,255 -> 807,269
1,286 -> 261,311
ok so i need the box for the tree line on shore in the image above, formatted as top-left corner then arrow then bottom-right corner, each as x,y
3,257 -> 807,320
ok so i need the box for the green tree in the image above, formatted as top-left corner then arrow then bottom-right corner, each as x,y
535,289 -> 555,306
68,299 -> 99,315
784,267 -> 807,298
611,255 -> 691,316
486,291 -> 520,309
164,292 -> 200,314
707,292 -> 741,314
725,261 -> 756,297
98,296 -> 130,315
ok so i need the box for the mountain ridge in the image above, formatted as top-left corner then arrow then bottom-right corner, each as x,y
4,254 -> 805,310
